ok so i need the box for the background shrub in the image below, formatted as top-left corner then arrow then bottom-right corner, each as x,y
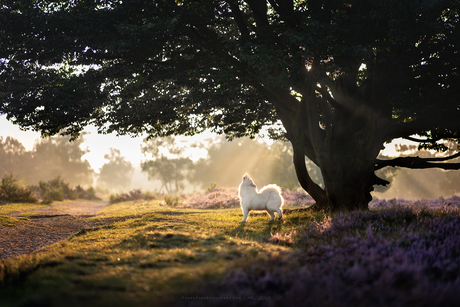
109,189 -> 146,204
0,173 -> 38,204
74,185 -> 100,200
163,194 -> 182,207
39,176 -> 75,203
41,187 -> 64,204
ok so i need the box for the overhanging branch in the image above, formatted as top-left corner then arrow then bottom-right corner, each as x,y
385,113 -> 460,144
375,151 -> 460,171
251,82 -> 298,114
227,0 -> 250,41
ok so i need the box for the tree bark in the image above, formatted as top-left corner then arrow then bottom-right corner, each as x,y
276,73 -> 391,212
291,139 -> 328,207
319,149 -> 375,211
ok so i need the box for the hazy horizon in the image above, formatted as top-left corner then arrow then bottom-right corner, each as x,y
1,115 -> 458,200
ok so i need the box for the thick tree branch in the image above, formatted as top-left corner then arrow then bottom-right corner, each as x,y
267,0 -> 297,28
373,174 -> 390,186
251,82 -> 298,114
246,0 -> 270,35
314,85 -> 349,114
375,151 -> 460,171
385,118 -> 434,142
404,136 -> 430,142
227,1 -> 250,41
385,113 -> 460,143
292,139 -> 327,205
403,134 -> 456,144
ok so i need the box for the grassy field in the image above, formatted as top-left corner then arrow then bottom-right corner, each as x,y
0,202 -> 53,215
0,200 -> 310,306
0,202 -> 56,227
1,199 -> 460,307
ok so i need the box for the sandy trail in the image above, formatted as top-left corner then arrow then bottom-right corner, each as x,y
0,201 -> 109,260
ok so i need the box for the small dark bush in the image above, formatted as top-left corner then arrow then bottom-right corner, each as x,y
41,187 -> 64,204
142,191 -> 158,201
74,185 -> 100,200
164,194 -> 182,207
109,189 -> 158,204
110,189 -> 143,204
39,178 -> 101,203
39,176 -> 79,203
0,173 -> 38,204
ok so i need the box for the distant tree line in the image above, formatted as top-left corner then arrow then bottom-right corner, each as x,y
0,135 -> 93,186
0,135 -> 136,192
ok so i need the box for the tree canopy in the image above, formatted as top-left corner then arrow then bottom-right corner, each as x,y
1,0 -> 459,210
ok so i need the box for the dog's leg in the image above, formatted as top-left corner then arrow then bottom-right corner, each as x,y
276,209 -> 283,220
267,210 -> 275,222
240,208 -> 249,222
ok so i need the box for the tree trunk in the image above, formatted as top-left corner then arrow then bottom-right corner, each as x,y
291,139 -> 329,207
267,71 -> 391,212
291,134 -> 378,212
283,75 -> 389,211
319,152 -> 375,211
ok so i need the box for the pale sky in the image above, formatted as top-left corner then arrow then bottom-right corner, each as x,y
0,115 -> 404,172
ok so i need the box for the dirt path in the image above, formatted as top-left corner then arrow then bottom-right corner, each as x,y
0,201 -> 109,260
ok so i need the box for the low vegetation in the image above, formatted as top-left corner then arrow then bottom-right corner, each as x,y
0,173 -> 100,205
1,192 -> 460,306
39,176 -> 101,204
112,187 -> 315,209
0,173 -> 38,204
109,189 -> 158,204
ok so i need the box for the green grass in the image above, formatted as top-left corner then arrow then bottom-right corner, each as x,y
0,200 -> 311,307
0,215 -> 28,227
0,203 -> 52,215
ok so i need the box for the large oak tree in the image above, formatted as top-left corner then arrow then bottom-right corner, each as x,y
1,0 -> 459,210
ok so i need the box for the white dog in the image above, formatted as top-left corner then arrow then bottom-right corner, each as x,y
238,175 -> 284,222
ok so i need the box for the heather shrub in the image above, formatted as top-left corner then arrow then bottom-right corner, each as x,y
164,194 -> 182,207
213,205 -> 460,306
0,173 -> 38,204
183,187 -> 315,209
370,196 -> 460,210
281,188 -> 315,207
184,187 -> 240,209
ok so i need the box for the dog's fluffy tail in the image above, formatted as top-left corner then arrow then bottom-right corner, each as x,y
258,184 -> 284,207
259,184 -> 281,193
